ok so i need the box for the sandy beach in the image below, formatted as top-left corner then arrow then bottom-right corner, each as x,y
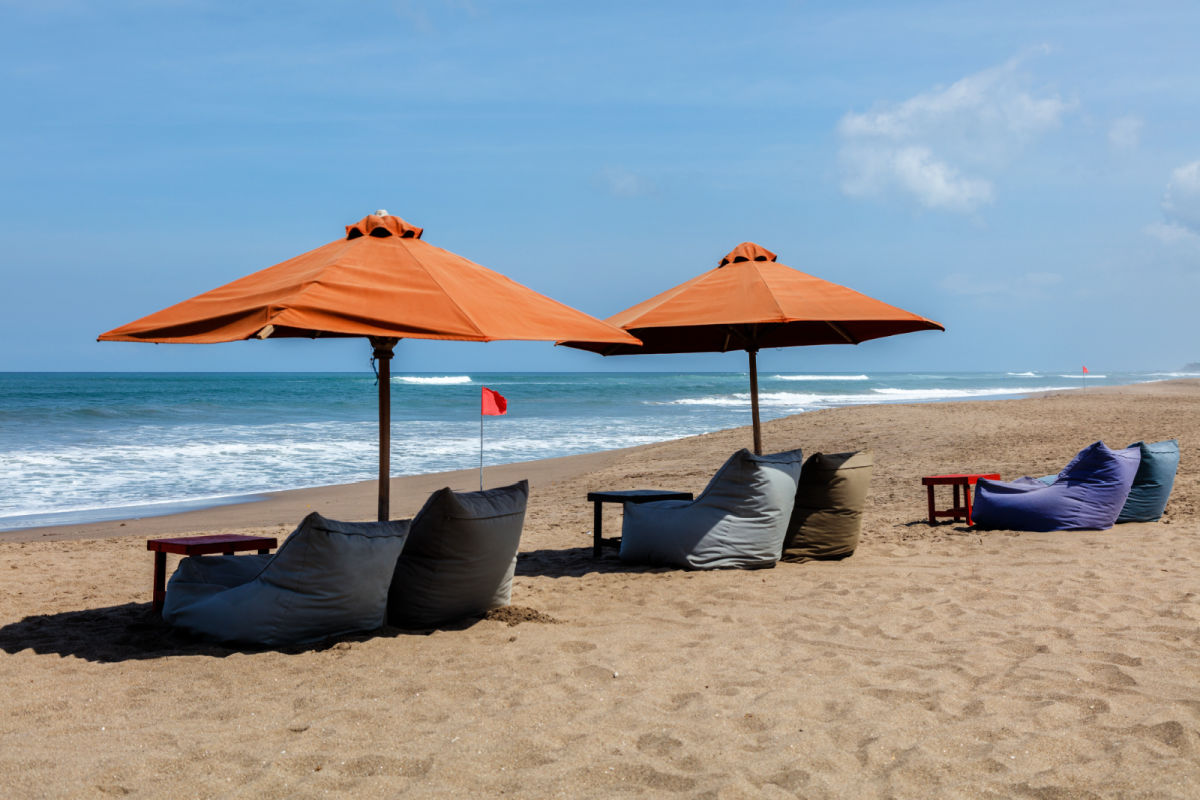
1,380 -> 1198,798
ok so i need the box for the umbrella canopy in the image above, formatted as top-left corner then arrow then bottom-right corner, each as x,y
99,211 -> 640,520
561,241 -> 943,453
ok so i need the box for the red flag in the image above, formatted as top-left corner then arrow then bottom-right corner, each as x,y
481,387 -> 507,416
1082,366 -> 1089,374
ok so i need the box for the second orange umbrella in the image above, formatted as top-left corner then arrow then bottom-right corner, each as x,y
561,242 -> 943,454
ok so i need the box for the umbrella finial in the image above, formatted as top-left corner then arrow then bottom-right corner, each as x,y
346,213 -> 424,240
719,242 -> 778,267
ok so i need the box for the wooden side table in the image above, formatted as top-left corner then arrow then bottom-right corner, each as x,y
586,490 -> 694,557
921,474 -> 1000,526
147,534 -> 277,613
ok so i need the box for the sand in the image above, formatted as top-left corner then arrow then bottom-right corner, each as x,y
1,380 -> 1198,798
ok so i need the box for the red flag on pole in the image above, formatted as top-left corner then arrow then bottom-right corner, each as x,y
482,387 -> 507,416
1082,366 -> 1089,374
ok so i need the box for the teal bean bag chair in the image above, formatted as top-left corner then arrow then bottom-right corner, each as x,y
620,448 -> 804,570
162,513 -> 411,646
1117,439 -> 1179,523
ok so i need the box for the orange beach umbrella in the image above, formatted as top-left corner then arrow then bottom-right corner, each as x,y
99,211 -> 640,520
561,242 -> 943,454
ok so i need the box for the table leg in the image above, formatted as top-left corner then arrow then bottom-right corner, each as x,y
926,484 -> 936,525
965,482 -> 974,526
152,551 -> 166,614
593,501 -> 603,558
952,483 -> 961,520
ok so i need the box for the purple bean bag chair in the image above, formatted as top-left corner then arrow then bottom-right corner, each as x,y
972,441 -> 1141,532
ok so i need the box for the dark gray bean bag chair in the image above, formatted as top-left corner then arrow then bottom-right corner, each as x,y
162,512 -> 411,646
972,441 -> 1140,532
782,450 -> 873,562
619,448 -> 804,570
387,480 -> 529,628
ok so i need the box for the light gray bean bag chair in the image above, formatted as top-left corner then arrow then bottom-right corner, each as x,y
387,480 -> 529,628
619,448 -> 804,570
162,512 -> 410,646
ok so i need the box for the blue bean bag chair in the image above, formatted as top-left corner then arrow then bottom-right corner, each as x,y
972,441 -> 1141,532
1032,439 -> 1179,523
1116,439 -> 1179,523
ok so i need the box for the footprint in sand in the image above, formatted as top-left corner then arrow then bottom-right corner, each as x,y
636,732 -> 683,757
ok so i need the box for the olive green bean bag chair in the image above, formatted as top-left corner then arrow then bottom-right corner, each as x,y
782,450 -> 873,562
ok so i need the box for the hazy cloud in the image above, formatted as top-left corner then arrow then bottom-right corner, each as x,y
597,166 -> 657,198
939,270 -> 1064,297
838,52 -> 1072,213
1108,115 -> 1143,151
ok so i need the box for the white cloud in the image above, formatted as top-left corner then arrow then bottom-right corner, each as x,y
1108,115 -> 1143,151
1144,221 -> 1200,250
1163,160 -> 1200,230
597,166 -> 657,198
837,52 -> 1072,213
1146,161 -> 1200,257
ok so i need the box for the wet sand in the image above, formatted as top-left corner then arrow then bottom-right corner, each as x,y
1,380 -> 1197,798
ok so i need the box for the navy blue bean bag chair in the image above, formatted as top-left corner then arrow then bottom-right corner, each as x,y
972,441 -> 1141,532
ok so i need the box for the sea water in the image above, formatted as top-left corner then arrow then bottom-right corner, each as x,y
0,370 -> 1188,530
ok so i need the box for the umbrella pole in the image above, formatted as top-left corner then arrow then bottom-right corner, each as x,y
371,337 -> 398,521
748,348 -> 762,455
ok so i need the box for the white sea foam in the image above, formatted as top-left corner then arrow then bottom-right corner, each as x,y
1059,373 -> 1106,379
394,376 -> 473,385
1007,371 -> 1038,377
773,374 -> 869,381
663,385 -> 1078,410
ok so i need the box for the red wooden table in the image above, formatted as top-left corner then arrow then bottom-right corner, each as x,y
147,534 -> 277,613
921,473 -> 1000,526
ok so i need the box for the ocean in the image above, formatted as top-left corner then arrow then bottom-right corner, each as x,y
0,370 -> 1189,530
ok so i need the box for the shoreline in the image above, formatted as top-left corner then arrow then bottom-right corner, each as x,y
4,379 -> 1191,543
1,371 -> 1174,535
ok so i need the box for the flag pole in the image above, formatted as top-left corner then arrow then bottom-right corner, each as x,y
479,405 -> 484,491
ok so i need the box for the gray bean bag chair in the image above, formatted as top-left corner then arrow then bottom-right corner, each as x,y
782,450 -> 873,562
162,512 -> 411,646
387,480 -> 529,628
619,448 -> 804,570
972,441 -> 1141,532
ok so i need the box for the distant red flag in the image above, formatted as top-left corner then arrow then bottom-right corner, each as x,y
1082,366 -> 1089,374
482,387 -> 507,416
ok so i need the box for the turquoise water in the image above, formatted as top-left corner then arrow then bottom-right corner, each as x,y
0,370 -> 1188,529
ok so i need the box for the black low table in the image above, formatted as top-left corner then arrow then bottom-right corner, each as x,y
586,489 -> 694,558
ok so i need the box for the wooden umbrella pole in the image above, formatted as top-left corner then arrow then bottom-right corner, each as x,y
748,348 -> 762,455
371,337 -> 398,521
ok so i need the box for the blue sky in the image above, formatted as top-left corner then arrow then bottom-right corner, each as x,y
3,1 -> 1198,374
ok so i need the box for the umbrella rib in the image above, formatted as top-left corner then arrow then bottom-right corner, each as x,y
406,250 -> 493,340
826,321 -> 858,344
